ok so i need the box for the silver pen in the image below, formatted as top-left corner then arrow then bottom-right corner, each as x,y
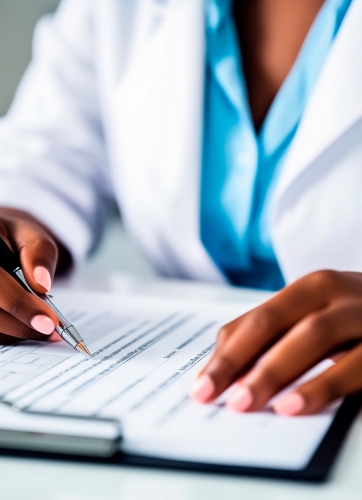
0,235 -> 92,358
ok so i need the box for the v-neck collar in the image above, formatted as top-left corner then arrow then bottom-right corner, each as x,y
206,0 -> 353,156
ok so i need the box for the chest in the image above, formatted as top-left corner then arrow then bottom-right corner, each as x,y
97,0 -> 362,281
233,0 -> 325,131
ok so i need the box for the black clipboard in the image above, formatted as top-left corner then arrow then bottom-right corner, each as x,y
0,392 -> 360,483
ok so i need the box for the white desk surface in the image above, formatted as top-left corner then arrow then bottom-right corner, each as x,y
1,273 -> 361,500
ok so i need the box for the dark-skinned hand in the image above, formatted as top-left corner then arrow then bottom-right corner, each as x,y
190,271 -> 362,416
0,207 -> 70,344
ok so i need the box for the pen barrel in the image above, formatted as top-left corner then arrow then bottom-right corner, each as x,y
42,295 -> 71,328
43,296 -> 84,346
55,325 -> 83,349
14,269 -> 85,349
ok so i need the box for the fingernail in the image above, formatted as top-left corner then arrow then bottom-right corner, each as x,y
189,374 -> 215,403
227,386 -> 253,412
30,315 -> 55,335
273,392 -> 305,416
33,266 -> 52,292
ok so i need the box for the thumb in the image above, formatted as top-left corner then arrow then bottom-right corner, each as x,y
10,218 -> 59,294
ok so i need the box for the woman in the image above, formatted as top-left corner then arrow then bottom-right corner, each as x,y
0,0 -> 362,417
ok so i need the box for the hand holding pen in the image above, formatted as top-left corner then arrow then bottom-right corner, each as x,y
0,208 -> 91,357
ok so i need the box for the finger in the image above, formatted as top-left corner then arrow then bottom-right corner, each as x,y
0,333 -> 18,345
0,308 -> 61,341
190,272 -> 338,403
273,343 -> 362,416
226,301 -> 362,412
195,325 -> 233,379
0,268 -> 59,337
6,217 -> 58,293
329,351 -> 349,363
0,331 -> 62,343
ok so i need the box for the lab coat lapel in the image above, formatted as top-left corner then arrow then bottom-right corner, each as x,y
113,0 -> 226,281
273,0 -> 362,210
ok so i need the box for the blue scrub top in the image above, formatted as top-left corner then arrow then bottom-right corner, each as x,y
201,0 -> 352,291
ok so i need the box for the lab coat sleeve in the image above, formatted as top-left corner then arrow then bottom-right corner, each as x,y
0,0 -> 113,264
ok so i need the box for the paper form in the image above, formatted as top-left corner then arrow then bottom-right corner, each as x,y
0,291 -> 338,470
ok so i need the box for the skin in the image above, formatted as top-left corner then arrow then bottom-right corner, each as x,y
0,0 -> 360,416
190,0 -> 362,415
194,271 -> 362,415
0,208 -> 70,343
191,0 -> 362,415
233,0 -> 325,130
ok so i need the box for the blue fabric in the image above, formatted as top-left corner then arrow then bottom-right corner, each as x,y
201,0 -> 352,290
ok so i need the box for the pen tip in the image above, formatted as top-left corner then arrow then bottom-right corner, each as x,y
76,342 -> 92,358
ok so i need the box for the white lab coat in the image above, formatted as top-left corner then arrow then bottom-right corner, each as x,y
0,0 -> 362,285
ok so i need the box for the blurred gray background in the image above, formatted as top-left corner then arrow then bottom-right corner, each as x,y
0,0 -> 60,116
0,0 -> 155,280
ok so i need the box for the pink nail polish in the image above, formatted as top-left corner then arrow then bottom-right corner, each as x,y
30,315 -> 55,335
274,393 -> 305,416
227,386 -> 253,412
33,266 -> 52,292
189,374 -> 215,403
